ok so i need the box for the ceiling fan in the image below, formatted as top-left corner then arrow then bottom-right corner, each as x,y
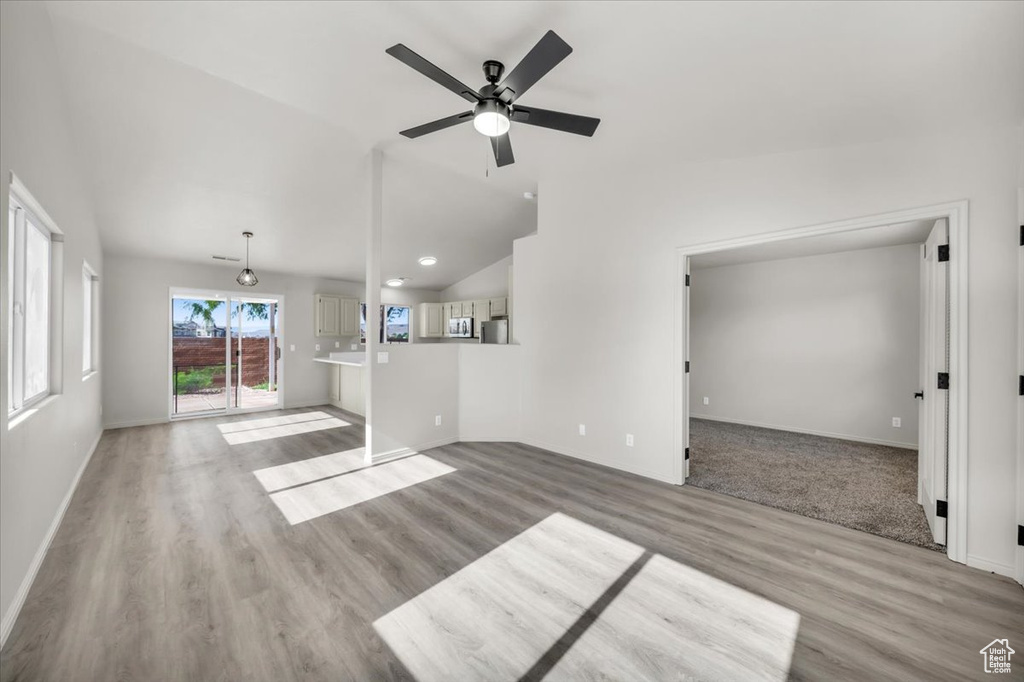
385,30 -> 600,167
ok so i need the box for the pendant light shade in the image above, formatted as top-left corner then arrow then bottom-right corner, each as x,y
236,231 -> 258,286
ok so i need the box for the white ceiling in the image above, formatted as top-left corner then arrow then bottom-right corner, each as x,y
44,1 -> 1024,286
690,220 -> 936,270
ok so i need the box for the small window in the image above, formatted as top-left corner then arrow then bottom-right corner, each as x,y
7,179 -> 60,417
82,263 -> 98,375
384,305 -> 410,343
359,304 -> 412,344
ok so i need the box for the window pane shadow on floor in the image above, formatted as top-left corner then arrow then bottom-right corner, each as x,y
687,418 -> 943,550
373,512 -> 800,682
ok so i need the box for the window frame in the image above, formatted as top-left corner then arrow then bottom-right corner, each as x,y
7,175 -> 63,421
360,303 -> 413,344
82,261 -> 98,377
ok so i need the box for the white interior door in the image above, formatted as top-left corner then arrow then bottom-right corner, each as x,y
683,257 -> 691,480
918,218 -> 948,545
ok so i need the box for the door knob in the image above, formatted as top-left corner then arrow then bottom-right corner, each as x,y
914,391 -> 924,400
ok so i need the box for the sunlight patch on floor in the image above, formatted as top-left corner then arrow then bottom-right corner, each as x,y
218,410 -> 337,433
253,447 -> 367,492
219,412 -> 351,445
373,513 -> 645,681
547,553 -> 800,681
269,454 -> 454,524
373,512 -> 799,682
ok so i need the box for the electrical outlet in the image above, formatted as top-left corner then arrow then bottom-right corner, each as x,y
892,417 -> 901,428
435,415 -> 442,426
350,344 -> 357,351
702,396 -> 710,406
335,341 -> 340,348
578,424 -> 586,436
290,344 -> 296,352
377,351 -> 389,364
315,344 -> 321,351
626,434 -> 634,447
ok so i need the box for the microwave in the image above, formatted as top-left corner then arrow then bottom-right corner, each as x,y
449,317 -> 473,338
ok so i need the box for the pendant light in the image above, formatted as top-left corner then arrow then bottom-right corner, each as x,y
236,231 -> 258,286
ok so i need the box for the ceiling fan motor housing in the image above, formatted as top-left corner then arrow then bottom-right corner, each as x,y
482,60 -> 505,83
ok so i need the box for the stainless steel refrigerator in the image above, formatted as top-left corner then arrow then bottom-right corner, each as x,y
480,319 -> 508,344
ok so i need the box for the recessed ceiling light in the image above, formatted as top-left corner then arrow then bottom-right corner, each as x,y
386,278 -> 405,287
418,256 -> 438,266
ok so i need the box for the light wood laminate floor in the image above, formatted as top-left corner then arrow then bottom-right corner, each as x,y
1,405 -> 1021,681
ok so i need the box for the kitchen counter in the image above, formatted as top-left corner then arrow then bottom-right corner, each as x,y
313,351 -> 365,367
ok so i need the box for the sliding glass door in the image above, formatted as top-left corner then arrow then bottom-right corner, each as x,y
170,291 -> 283,417
230,298 -> 280,410
171,294 -> 229,415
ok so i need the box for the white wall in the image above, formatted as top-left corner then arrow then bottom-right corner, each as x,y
440,254 -> 512,302
690,244 -> 920,448
370,344 -> 459,456
0,1 -> 105,643
459,345 -> 522,442
515,124 -> 1023,576
102,254 -> 364,427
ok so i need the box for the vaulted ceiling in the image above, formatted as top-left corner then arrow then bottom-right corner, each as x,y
45,1 -> 1024,287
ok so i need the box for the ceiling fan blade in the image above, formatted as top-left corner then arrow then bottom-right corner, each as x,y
386,44 -> 481,104
494,30 -> 572,103
511,106 -> 600,137
400,111 -> 474,138
490,133 -> 515,167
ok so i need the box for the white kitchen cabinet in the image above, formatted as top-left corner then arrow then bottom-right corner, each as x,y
442,302 -> 453,337
316,294 -> 359,337
328,363 -> 365,416
489,297 -> 507,316
473,299 -> 491,337
329,365 -> 341,403
316,294 -> 341,336
340,365 -> 365,415
418,302 -> 443,338
340,298 -> 360,336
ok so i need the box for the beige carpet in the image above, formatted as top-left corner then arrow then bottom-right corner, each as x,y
688,418 -> 943,551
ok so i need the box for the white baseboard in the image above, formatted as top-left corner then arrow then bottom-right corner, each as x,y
458,434 -> 521,443
967,554 -> 1015,579
370,436 -> 459,464
1,428 -> 104,648
691,414 -> 918,450
520,437 -> 675,484
104,416 -> 168,430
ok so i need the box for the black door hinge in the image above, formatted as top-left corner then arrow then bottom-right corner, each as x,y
937,244 -> 950,262
936,500 -> 948,518
937,372 -> 950,390
1020,375 -> 1024,397
685,361 -> 690,373
1018,524 -> 1024,547
1020,224 -> 1023,247
685,274 -> 690,286
685,447 -> 690,461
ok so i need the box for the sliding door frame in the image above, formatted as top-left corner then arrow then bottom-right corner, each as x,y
673,200 -> 970,566
168,287 -> 286,420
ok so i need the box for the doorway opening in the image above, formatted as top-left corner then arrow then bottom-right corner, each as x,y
170,290 -> 283,418
674,202 -> 968,564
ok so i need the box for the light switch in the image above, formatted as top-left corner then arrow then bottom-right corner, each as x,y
350,344 -> 357,351
702,397 -> 710,406
578,424 -> 586,436
335,341 -> 340,348
377,351 -> 389,364
289,344 -> 295,352
435,415 -> 442,426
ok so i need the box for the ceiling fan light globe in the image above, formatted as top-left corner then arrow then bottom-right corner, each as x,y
473,111 -> 510,137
